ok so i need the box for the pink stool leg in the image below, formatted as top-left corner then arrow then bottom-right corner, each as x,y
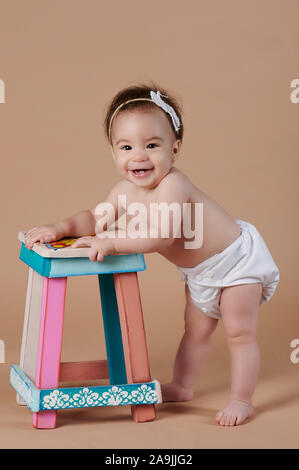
113,272 -> 156,423
33,277 -> 67,429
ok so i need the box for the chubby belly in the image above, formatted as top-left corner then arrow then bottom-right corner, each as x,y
159,216 -> 242,268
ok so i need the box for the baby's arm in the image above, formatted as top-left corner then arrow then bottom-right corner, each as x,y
24,210 -> 96,250
25,181 -> 126,250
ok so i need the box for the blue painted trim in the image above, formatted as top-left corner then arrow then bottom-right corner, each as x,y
39,381 -> 160,410
19,243 -> 146,277
19,244 -> 51,277
10,365 -> 40,412
10,365 -> 162,411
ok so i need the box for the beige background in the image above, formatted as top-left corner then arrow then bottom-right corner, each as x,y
0,0 -> 299,449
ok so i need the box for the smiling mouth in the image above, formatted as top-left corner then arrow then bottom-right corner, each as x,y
130,168 -> 153,175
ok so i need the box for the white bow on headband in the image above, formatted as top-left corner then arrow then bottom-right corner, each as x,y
150,90 -> 181,133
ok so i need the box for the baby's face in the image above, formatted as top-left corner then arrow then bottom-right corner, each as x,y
110,108 -> 181,189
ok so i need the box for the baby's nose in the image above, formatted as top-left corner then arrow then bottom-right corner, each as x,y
133,152 -> 149,161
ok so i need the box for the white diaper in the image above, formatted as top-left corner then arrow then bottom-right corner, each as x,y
176,219 -> 280,320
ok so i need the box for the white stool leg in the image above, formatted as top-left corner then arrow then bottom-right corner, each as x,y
17,267 -> 44,404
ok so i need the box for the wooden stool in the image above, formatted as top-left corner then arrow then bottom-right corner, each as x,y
10,232 -> 161,429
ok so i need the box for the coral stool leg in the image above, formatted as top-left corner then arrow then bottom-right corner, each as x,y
114,272 -> 156,423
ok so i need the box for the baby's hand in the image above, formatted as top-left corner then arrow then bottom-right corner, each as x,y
25,224 -> 65,250
71,236 -> 114,262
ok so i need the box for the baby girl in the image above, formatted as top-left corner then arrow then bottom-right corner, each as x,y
24,82 -> 279,426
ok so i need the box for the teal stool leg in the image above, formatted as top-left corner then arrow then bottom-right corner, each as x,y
98,274 -> 127,385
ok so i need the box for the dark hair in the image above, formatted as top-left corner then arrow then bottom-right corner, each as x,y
103,80 -> 184,144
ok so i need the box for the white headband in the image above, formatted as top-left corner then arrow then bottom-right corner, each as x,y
108,89 -> 181,141
150,90 -> 181,133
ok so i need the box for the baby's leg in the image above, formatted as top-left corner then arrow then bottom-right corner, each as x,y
216,282 -> 263,426
161,284 -> 218,402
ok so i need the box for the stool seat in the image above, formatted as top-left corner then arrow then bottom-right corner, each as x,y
18,230 -> 146,277
10,232 -> 161,428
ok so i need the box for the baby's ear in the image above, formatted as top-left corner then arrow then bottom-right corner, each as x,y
172,139 -> 181,161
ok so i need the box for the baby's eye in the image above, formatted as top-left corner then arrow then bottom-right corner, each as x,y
121,145 -> 132,151
147,143 -> 158,148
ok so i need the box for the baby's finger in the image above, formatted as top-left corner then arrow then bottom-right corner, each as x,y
27,235 -> 42,248
25,228 -> 37,237
25,230 -> 37,244
89,247 -> 98,262
25,238 -> 36,249
71,238 -> 83,247
27,231 -> 49,248
72,239 -> 92,248
26,227 -> 43,240
97,250 -> 105,262
25,233 -> 36,248
39,233 -> 56,244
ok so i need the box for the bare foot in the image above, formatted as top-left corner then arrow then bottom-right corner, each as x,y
161,382 -> 194,402
216,398 -> 254,426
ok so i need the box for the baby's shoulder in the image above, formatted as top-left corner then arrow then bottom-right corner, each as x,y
158,168 -> 193,192
155,169 -> 195,203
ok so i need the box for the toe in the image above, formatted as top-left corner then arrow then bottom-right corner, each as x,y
229,414 -> 237,426
219,412 -> 227,426
223,412 -> 231,426
224,413 -> 232,426
215,410 -> 223,423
